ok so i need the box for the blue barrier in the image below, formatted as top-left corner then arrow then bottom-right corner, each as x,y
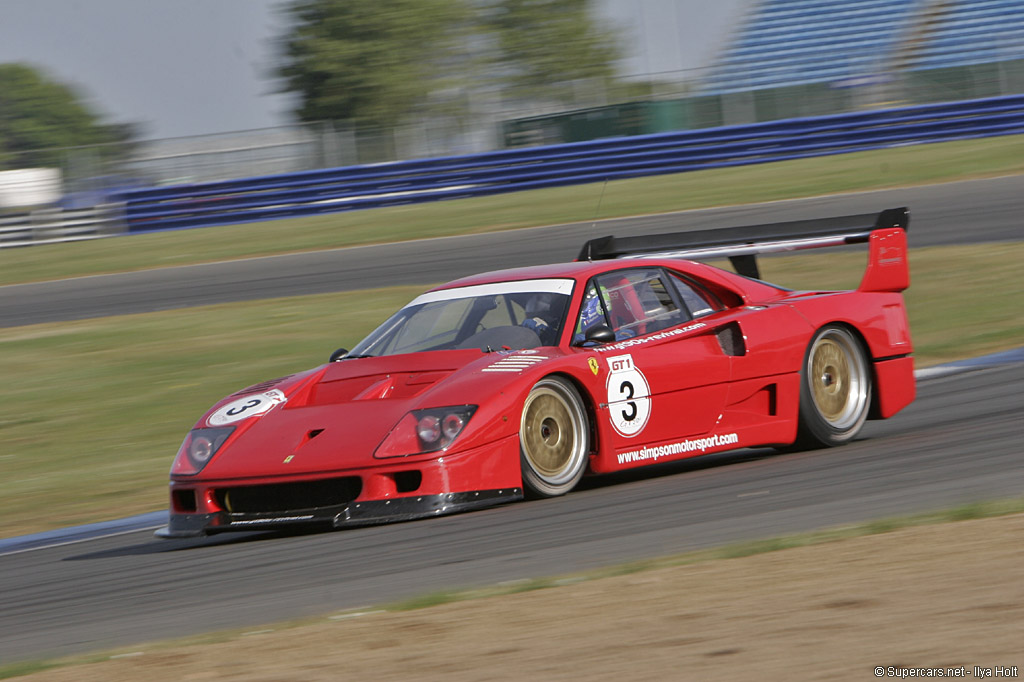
119,94 -> 1024,232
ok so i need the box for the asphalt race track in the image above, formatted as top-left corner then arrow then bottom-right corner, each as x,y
0,177 -> 1022,664
1,362 -> 1023,663
1,174 -> 1023,328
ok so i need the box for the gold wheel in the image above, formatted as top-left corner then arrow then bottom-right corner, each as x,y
802,326 -> 870,442
520,377 -> 588,497
810,337 -> 853,424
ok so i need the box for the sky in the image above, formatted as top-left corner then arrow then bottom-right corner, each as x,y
0,0 -> 749,140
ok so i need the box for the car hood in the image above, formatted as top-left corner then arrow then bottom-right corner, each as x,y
192,348 -> 563,479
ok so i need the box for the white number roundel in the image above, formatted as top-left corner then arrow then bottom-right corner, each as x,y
208,389 -> 287,426
605,354 -> 651,437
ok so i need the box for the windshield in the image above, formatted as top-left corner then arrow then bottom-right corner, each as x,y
349,279 -> 574,357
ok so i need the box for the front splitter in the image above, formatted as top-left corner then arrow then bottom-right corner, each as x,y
155,488 -> 523,538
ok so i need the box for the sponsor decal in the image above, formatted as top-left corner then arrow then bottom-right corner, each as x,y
617,432 -> 740,464
879,245 -> 904,265
482,352 -> 546,373
208,389 -> 286,426
605,354 -> 651,437
588,357 -> 600,375
595,322 -> 707,352
229,515 -> 315,525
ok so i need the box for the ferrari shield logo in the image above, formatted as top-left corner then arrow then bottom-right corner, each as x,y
588,357 -> 600,375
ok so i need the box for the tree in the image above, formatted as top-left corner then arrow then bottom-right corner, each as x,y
480,0 -> 622,105
277,0 -> 623,128
278,0 -> 474,129
0,63 -> 132,170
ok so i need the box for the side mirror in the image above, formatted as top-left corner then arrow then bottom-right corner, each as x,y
577,324 -> 616,346
329,347 -> 349,362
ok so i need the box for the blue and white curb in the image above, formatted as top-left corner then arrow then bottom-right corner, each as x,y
912,346 -> 1024,380
0,511 -> 167,556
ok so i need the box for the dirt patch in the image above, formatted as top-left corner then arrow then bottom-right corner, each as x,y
21,514 -> 1024,681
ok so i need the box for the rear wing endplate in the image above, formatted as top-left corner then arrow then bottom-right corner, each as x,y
577,207 -> 910,284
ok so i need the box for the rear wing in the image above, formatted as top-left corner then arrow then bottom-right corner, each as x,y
577,207 -> 910,293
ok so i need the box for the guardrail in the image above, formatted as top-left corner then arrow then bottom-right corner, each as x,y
0,204 -> 126,249
107,93 -> 1024,232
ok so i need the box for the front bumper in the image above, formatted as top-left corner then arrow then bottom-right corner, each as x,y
156,434 -> 525,539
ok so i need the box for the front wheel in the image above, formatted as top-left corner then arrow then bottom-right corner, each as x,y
794,325 -> 872,448
520,376 -> 590,498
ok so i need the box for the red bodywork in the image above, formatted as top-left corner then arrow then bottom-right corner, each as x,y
160,226 -> 914,537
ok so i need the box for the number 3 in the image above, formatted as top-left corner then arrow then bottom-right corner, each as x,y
226,398 -> 260,416
619,380 -> 637,421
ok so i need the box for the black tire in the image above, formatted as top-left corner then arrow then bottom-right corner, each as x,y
519,376 -> 589,498
793,325 -> 872,448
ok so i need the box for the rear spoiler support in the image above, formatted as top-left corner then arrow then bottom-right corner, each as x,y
577,207 -> 910,282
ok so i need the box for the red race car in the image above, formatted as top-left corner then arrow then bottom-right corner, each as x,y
157,208 -> 915,538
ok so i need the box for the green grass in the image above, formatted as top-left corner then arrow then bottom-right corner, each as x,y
3,133 -> 1024,286
1,242 -> 1022,538
0,661 -> 59,680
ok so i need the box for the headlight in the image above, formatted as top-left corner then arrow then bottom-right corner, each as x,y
375,405 -> 477,458
171,427 -> 235,475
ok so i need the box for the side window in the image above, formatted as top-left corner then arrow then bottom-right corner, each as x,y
585,269 -> 689,341
669,274 -> 719,318
597,274 -> 642,338
631,273 -> 689,332
573,282 -> 611,342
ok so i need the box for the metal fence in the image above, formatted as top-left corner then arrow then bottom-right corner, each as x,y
0,204 -> 125,249
117,93 -> 1024,233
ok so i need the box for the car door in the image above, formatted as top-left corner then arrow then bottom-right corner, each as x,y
576,267 -> 734,462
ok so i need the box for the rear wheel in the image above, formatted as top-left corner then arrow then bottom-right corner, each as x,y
794,325 -> 872,448
520,376 -> 589,498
